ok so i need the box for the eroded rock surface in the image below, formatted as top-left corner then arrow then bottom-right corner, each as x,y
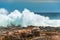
0,26 -> 60,40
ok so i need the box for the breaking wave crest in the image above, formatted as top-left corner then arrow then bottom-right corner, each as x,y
0,8 -> 60,27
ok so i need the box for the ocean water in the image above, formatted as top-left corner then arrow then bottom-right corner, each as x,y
0,2 -> 60,12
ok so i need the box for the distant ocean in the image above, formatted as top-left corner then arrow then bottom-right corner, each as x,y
0,2 -> 60,12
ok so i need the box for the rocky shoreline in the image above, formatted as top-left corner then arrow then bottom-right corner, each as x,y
0,26 -> 60,40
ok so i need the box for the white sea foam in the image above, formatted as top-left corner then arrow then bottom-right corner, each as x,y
0,8 -> 60,27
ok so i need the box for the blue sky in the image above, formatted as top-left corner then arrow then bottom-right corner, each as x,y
0,0 -> 60,19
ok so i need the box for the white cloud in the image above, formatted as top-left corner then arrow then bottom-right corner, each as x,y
0,8 -> 60,27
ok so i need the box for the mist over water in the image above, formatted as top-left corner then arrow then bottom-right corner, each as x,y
0,8 -> 60,27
